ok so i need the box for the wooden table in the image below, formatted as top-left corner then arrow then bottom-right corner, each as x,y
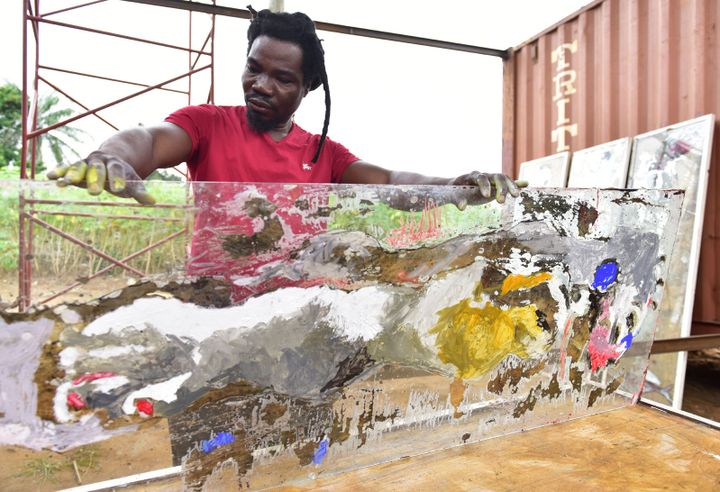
119,404 -> 720,491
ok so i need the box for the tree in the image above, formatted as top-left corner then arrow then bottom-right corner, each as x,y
0,83 -> 22,168
0,82 -> 85,172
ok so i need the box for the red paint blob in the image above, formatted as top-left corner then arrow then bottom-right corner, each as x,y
67,391 -> 86,410
72,372 -> 117,385
588,325 -> 623,372
135,399 -> 154,417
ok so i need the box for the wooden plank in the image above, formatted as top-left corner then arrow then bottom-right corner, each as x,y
651,334 -> 720,354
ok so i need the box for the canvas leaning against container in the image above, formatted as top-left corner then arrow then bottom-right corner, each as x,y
0,180 -> 683,490
626,114 -> 715,410
567,137 -> 632,188
518,152 -> 570,187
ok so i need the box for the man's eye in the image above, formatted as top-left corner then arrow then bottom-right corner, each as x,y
246,64 -> 259,73
278,78 -> 293,84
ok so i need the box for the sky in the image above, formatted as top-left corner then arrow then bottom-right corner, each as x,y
1,0 -> 591,177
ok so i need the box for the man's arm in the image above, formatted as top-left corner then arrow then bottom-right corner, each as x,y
341,160 -> 523,203
47,123 -> 192,204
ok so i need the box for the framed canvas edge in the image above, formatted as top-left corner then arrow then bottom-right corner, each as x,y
567,136 -> 632,188
518,151 -> 571,187
671,113 -> 715,409
627,113 -> 716,410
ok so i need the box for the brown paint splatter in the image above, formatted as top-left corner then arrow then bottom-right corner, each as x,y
513,385 -> 539,418
588,386 -> 604,408
577,202 -> 599,237
328,405 -> 353,445
185,381 -> 262,414
243,197 -> 276,218
487,360 -> 546,395
222,217 -> 283,257
541,372 -> 562,400
450,377 -> 467,418
293,440 -> 318,467
261,403 -> 287,426
606,375 -> 624,395
356,389 -> 377,447
569,366 -> 584,392
34,326 -> 65,422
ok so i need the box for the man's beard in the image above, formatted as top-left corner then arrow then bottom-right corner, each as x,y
246,107 -> 278,133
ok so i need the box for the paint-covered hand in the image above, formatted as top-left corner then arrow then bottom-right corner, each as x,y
450,172 -> 527,204
47,151 -> 156,205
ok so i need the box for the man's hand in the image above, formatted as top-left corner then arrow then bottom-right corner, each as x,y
450,171 -> 528,204
47,151 -> 156,205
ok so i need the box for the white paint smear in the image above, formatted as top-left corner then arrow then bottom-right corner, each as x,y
83,285 -> 391,343
122,372 -> 192,414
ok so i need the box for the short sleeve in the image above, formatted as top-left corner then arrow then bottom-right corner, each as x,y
327,138 -> 360,183
165,105 -> 217,165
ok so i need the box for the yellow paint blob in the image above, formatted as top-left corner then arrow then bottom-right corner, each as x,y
430,299 -> 546,380
112,176 -> 126,191
500,272 -> 552,295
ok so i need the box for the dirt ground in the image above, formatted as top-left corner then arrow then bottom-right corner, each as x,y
0,274 -> 132,311
0,419 -> 173,491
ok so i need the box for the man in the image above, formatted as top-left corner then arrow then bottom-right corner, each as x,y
48,9 -> 522,204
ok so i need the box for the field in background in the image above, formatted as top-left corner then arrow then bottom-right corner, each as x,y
0,171 -> 189,307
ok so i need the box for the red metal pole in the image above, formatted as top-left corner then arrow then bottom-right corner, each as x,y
209,4 -> 215,104
188,8 -> 192,105
28,64 -> 211,138
37,227 -> 187,306
30,0 -> 40,180
21,0 -> 28,180
26,16 -> 212,55
18,193 -> 28,312
27,214 -> 147,277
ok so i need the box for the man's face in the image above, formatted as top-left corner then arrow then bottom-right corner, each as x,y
242,35 -> 308,132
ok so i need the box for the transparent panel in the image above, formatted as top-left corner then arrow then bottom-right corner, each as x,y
0,180 -> 682,490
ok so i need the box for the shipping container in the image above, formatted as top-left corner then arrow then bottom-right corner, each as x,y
502,0 -> 720,328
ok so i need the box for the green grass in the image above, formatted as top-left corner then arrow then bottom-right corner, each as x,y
17,457 -> 62,483
0,171 -> 189,277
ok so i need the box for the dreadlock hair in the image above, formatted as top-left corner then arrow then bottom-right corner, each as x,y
247,7 -> 330,163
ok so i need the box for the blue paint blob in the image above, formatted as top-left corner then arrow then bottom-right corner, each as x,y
312,439 -> 329,465
201,432 -> 235,454
620,333 -> 634,349
592,261 -> 619,292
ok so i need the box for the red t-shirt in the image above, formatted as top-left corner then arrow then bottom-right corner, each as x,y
165,104 -> 359,183
164,105 -> 360,297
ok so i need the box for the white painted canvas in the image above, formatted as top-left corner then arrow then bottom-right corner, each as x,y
518,152 -> 570,187
627,114 -> 716,409
568,137 -> 632,188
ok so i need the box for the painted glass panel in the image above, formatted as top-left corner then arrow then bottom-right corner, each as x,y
0,180 -> 682,489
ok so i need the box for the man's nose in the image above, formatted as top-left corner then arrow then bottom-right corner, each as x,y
252,74 -> 272,95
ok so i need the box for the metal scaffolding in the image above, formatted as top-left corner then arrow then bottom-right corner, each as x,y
18,0 -> 215,311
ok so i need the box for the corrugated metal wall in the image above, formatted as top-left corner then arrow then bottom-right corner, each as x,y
502,0 -> 720,325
